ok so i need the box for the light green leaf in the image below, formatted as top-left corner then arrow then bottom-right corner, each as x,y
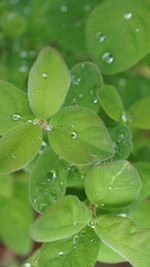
130,200 -> 150,229
129,96 -> 150,129
86,0 -> 150,74
28,47 -> 71,119
133,162 -> 150,199
109,124 -> 133,160
0,174 -> 13,198
98,85 -> 124,122
0,80 -> 33,135
38,226 -> 100,267
0,198 -> 33,255
97,242 -> 125,264
48,106 -> 114,165
30,195 -> 91,242
30,147 -> 68,213
96,215 -> 150,267
85,160 -> 141,209
64,62 -> 103,112
0,122 -> 42,175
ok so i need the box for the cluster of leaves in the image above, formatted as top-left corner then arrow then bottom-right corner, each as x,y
0,0 -> 150,267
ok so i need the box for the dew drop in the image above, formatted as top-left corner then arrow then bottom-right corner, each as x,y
12,114 -> 21,121
47,170 -> 56,182
60,5 -> 68,12
96,32 -> 106,43
123,12 -> 132,20
92,97 -> 98,104
42,73 -> 48,79
19,65 -> 28,73
101,203 -> 105,208
90,239 -> 96,244
102,52 -> 114,64
72,75 -> 81,85
24,263 -> 31,267
58,251 -> 64,257
73,235 -> 79,245
33,119 -> 39,125
88,220 -> 96,229
108,186 -> 112,190
45,125 -> 52,132
79,93 -> 83,98
121,111 -> 128,123
73,221 -> 78,226
71,131 -> 78,140
135,28 -> 140,33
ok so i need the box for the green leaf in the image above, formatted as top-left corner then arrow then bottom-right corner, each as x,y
30,195 -> 91,242
85,160 -> 141,209
0,122 -> 42,175
97,242 -> 125,264
30,147 -> 68,213
133,162 -> 150,199
0,198 -> 33,255
0,174 -> 13,198
109,124 -> 133,160
96,215 -> 150,267
86,0 -> 150,74
0,80 -> 33,135
128,96 -> 150,129
64,62 -> 103,112
130,200 -> 150,229
98,85 -> 124,122
38,227 -> 100,267
28,47 -> 71,119
67,166 -> 84,189
48,106 -> 114,165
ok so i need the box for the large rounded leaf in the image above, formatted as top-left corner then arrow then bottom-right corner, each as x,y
0,122 -> 42,175
0,80 -> 33,135
96,215 -> 150,267
86,0 -> 150,74
38,227 -> 100,267
85,160 -> 141,209
30,196 -> 91,242
30,147 -> 68,213
97,242 -> 125,264
64,62 -> 103,112
48,107 -> 114,165
28,47 -> 71,119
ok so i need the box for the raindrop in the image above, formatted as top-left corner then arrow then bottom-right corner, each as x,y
90,239 -> 96,244
96,32 -> 106,43
71,131 -> 78,140
45,125 -> 52,132
72,75 -> 81,85
20,50 -> 28,59
121,111 -> 128,123
19,65 -> 28,73
120,133 -> 126,140
33,119 -> 39,125
60,5 -> 68,12
47,170 -> 56,182
58,251 -> 64,257
102,52 -> 114,64
12,114 -> 21,121
73,235 -> 79,245
101,203 -> 105,208
92,97 -> 98,104
71,123 -> 75,128
88,220 -> 96,229
135,28 -> 140,33
42,73 -> 48,79
108,186 -> 112,190
24,263 -> 31,267
123,12 -> 133,20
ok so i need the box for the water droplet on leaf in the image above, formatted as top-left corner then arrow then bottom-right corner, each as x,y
123,12 -> 132,20
71,131 -> 78,140
60,5 -> 68,12
42,73 -> 48,79
47,170 -> 56,182
12,114 -> 21,121
96,32 -> 106,43
73,235 -> 79,245
58,251 -> 64,257
102,52 -> 114,64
